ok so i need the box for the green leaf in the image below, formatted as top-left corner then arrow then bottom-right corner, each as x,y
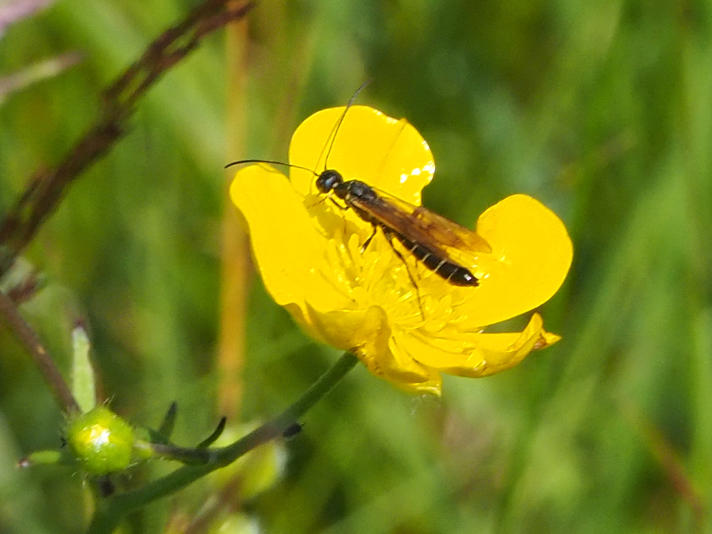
71,324 -> 96,413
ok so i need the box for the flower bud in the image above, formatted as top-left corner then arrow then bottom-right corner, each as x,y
66,406 -> 135,475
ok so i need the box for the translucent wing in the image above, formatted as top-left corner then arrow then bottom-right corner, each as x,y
346,186 -> 491,262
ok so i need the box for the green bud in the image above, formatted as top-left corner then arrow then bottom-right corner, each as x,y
66,406 -> 135,475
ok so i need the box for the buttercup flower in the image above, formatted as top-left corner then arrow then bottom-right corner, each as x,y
230,106 -> 572,394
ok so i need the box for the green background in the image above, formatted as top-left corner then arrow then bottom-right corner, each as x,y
1,1 -> 711,532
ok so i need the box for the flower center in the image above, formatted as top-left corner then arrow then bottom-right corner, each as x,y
320,224 -> 474,330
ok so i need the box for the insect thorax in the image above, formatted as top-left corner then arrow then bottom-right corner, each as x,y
341,180 -> 377,202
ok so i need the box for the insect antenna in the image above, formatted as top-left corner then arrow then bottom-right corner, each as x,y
224,159 -> 318,176
226,158 -> 333,209
319,80 -> 372,172
227,81 -> 372,193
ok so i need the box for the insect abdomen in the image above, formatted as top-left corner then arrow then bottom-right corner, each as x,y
395,234 -> 478,287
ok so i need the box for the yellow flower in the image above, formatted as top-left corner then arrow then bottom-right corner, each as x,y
230,106 -> 572,394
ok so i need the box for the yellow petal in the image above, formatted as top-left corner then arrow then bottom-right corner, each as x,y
303,304 -> 389,354
229,165 -> 350,313
289,106 -> 435,205
305,304 -> 431,382
401,313 -> 554,377
382,363 -> 442,395
471,313 -> 557,376
456,194 -> 573,327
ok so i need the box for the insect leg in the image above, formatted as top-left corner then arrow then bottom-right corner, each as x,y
329,198 -> 349,211
381,228 -> 425,318
361,225 -> 378,253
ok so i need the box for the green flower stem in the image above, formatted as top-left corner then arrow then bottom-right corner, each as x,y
87,352 -> 359,534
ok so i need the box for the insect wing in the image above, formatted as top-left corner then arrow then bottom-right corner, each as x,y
347,187 -> 491,258
409,203 -> 491,254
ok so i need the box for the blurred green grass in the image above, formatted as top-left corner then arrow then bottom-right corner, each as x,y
2,1 -> 711,532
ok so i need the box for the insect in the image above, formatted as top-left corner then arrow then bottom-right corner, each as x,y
313,169 -> 488,287
226,101 -> 490,290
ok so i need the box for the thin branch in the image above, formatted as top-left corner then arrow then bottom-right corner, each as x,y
88,352 -> 359,534
0,0 -> 256,276
0,290 -> 79,413
5,269 -> 41,304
